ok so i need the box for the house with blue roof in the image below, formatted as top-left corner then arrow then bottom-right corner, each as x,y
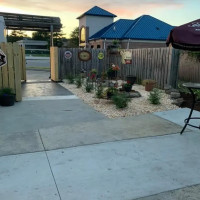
78,6 -> 174,49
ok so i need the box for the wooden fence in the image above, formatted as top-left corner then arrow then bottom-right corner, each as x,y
0,42 -> 26,101
179,52 -> 200,82
51,47 -> 180,89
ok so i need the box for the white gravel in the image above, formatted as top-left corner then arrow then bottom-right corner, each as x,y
59,80 -> 178,118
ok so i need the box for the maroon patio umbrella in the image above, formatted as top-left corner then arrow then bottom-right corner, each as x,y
166,19 -> 200,51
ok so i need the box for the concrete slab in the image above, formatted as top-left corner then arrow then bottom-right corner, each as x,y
135,184 -> 200,200
23,95 -> 78,101
0,152 -> 59,200
40,114 -> 183,150
0,130 -> 44,156
26,69 -> 50,81
22,82 -> 73,97
0,99 -> 106,134
47,131 -> 200,200
154,108 -> 200,131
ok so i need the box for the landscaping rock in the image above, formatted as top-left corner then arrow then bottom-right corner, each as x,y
171,88 -> 180,93
164,85 -> 172,90
171,92 -> 181,99
172,98 -> 184,106
128,91 -> 142,98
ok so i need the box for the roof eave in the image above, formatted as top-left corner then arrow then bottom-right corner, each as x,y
77,13 -> 116,19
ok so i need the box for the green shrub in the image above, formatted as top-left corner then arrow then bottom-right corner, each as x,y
66,74 -> 75,84
123,83 -> 132,92
0,87 -> 14,95
111,93 -> 130,109
75,75 -> 82,88
148,88 -> 161,105
96,85 -> 104,98
106,87 -> 118,99
84,79 -> 93,93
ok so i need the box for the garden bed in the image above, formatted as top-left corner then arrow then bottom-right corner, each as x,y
59,80 -> 178,118
180,92 -> 200,111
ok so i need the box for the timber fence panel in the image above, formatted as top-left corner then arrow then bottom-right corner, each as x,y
56,47 -> 178,89
0,42 -> 23,101
178,52 -> 200,82
0,43 -> 9,88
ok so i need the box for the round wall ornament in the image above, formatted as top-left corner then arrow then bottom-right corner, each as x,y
78,50 -> 91,61
98,52 -> 104,60
64,51 -> 72,59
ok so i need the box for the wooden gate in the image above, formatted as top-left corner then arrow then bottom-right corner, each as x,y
0,42 -> 26,101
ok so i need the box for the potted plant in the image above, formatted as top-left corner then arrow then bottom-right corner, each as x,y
126,76 -> 137,85
0,87 -> 15,106
107,64 -> 120,79
142,79 -> 157,91
122,83 -> 132,92
107,40 -> 120,54
90,68 -> 97,80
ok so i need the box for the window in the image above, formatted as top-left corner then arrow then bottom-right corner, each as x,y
97,45 -> 101,49
80,27 -> 86,43
91,45 -> 94,49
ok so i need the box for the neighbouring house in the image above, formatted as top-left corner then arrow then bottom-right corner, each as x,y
0,16 -> 6,43
78,6 -> 174,49
17,39 -> 49,55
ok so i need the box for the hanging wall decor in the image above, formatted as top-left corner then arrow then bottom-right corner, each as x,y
78,50 -> 91,61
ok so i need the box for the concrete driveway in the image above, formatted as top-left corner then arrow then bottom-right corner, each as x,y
0,70 -> 200,200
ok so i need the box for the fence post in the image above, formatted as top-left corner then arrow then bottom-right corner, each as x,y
13,42 -> 22,101
169,48 -> 180,88
50,47 -> 59,81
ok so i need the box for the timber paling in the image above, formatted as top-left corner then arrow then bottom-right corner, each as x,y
0,42 -> 26,101
51,47 -> 180,89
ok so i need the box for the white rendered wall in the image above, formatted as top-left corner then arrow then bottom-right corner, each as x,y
0,16 -> 6,43
86,15 -> 114,37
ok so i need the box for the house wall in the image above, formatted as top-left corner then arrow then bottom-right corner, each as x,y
121,41 -> 166,49
79,16 -> 87,30
89,39 -> 166,49
0,16 -> 6,43
85,15 -> 114,37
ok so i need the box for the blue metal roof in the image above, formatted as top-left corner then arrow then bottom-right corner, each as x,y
77,6 -> 117,19
89,15 -> 174,41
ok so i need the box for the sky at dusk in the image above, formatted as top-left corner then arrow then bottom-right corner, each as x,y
0,0 -> 199,37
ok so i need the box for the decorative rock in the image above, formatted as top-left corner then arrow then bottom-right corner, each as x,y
164,85 -> 172,90
165,89 -> 172,95
171,88 -> 179,93
171,92 -> 181,99
172,98 -> 184,106
127,91 -> 142,98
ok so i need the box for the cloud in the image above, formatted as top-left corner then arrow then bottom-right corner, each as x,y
0,0 -> 186,37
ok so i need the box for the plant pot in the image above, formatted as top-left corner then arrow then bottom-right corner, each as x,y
107,91 -> 113,99
0,94 -> 15,106
145,83 -> 155,91
126,76 -> 137,85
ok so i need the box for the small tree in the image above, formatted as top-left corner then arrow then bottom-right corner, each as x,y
7,30 -> 29,42
69,27 -> 79,47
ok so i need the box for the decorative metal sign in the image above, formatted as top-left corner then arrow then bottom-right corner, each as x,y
78,50 -> 91,61
98,52 -> 104,60
120,50 -> 132,64
0,49 -> 7,68
64,50 -> 72,59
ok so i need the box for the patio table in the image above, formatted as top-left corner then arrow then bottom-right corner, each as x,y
181,82 -> 200,134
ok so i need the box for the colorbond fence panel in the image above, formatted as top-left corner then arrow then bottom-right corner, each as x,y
51,47 -> 180,89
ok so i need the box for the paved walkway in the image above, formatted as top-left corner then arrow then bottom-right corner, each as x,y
0,70 -> 200,200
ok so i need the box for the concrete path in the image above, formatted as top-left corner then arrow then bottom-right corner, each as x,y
1,71 -> 200,200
